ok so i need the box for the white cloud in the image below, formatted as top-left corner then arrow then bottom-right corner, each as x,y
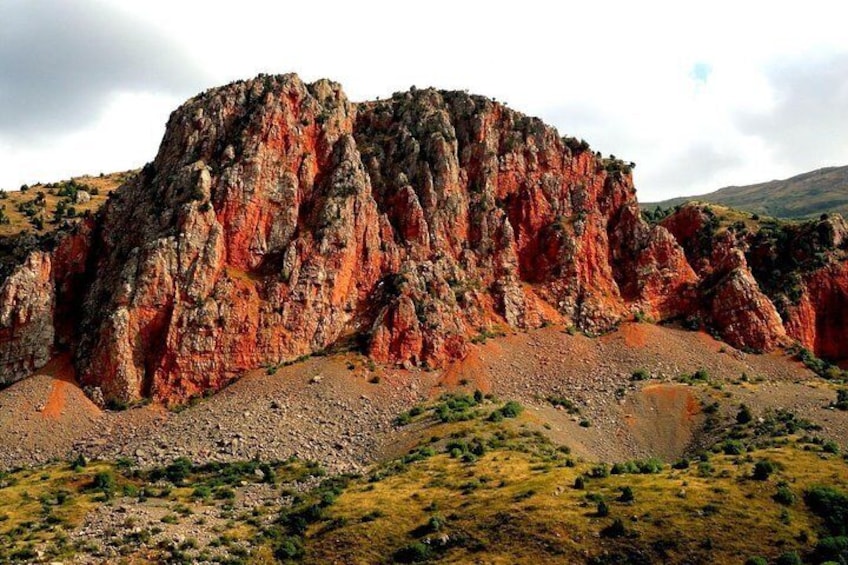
1,0 -> 847,202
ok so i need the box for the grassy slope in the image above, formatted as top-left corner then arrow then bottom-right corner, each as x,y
0,394 -> 847,563
0,171 -> 132,237
302,399 -> 847,565
0,458 -> 322,563
643,165 -> 848,219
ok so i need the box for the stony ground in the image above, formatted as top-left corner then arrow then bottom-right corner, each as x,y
0,354 -> 433,474
1,323 -> 845,475
1,322 -> 848,564
442,322 -> 847,462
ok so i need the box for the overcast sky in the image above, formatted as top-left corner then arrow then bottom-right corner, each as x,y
1,0 -> 846,202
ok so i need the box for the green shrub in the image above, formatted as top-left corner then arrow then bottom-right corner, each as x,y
835,389 -> 848,411
165,457 -> 193,484
774,486 -> 796,506
487,410 -> 504,423
92,471 -> 116,498
610,459 -> 663,475
794,346 -> 847,380
435,393 -> 480,422
812,535 -> 848,564
600,518 -> 627,538
487,400 -> 523,422
69,453 -> 87,470
596,500 -> 609,517
589,464 -> 609,478
191,486 -> 211,500
744,558 -> 768,565
752,460 -> 776,481
775,551 -> 802,565
213,487 -> 236,500
823,440 -> 840,454
393,542 -> 432,563
546,395 -> 579,414
412,514 -> 448,536
618,486 -> 634,503
805,486 -> 848,536
722,440 -> 745,455
672,458 -> 690,470
631,369 -> 650,381
361,509 -> 385,522
274,536 -> 304,560
736,404 -> 753,424
500,401 -> 523,418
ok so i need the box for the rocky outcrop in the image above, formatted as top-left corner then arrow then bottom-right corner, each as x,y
1,74 -> 846,405
704,242 -> 787,351
0,252 -> 54,384
0,221 -> 92,384
609,203 -> 698,319
67,75 -> 698,404
784,261 -> 848,360
661,203 -> 848,354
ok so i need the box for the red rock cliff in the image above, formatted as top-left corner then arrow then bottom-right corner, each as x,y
67,74 -> 695,404
0,74 -> 844,404
661,204 -> 848,356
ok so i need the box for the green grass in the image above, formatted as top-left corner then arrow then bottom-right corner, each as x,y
0,457 -> 321,562
300,434 -> 848,564
1,396 -> 847,564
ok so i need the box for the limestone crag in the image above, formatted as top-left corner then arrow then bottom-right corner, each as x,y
1,74 -> 846,405
69,74 -> 694,404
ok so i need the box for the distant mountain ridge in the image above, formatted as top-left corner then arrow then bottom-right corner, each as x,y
644,165 -> 848,219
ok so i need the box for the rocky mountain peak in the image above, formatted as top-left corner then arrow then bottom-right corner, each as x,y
1,74 -> 846,406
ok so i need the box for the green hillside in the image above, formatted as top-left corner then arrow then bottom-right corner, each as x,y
4,392 -> 848,564
644,165 -> 848,219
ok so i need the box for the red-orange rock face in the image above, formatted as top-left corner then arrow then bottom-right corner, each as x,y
1,74 -> 846,405
706,245 -> 788,352
661,204 -> 848,355
784,262 -> 848,360
68,75 -> 698,404
0,251 -> 54,384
